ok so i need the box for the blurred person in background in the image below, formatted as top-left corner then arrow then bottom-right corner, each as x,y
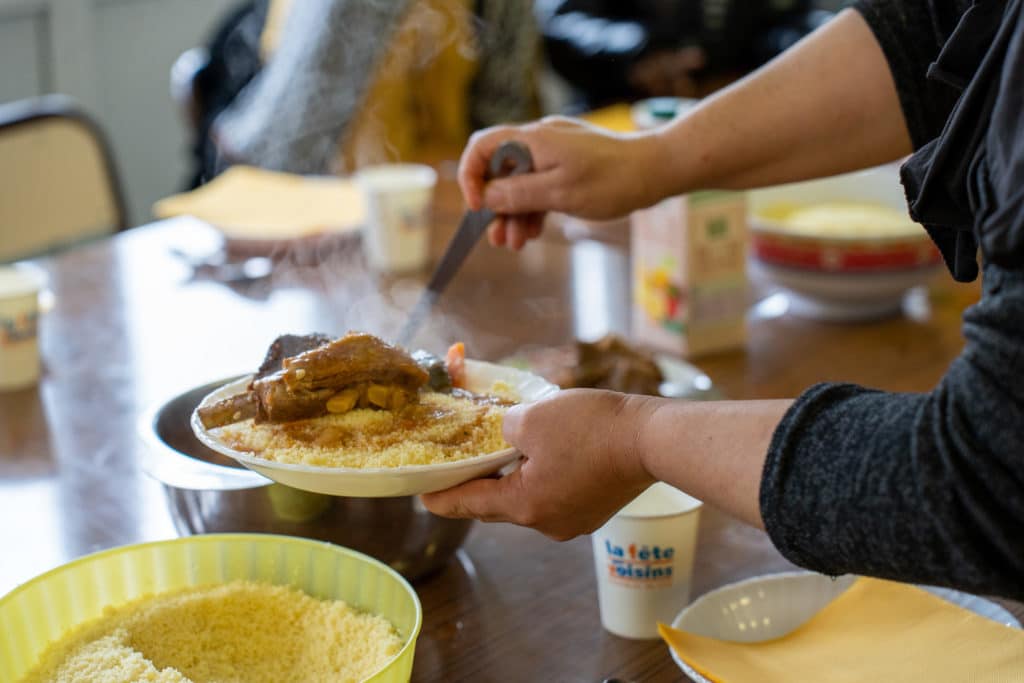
185,0 -> 538,186
537,0 -> 835,110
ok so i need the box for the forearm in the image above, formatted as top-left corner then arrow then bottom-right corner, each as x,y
644,9 -> 911,198
633,398 -> 793,529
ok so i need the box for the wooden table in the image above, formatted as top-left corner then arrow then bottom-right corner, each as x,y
1,171 -> 1018,682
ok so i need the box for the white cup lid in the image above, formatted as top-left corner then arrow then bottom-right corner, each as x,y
354,164 -> 438,191
0,264 -> 46,298
617,482 -> 702,519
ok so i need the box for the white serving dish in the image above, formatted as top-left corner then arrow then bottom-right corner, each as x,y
668,571 -> 1021,682
191,359 -> 558,497
748,259 -> 941,321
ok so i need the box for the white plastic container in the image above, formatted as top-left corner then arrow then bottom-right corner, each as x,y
355,164 -> 437,273
591,482 -> 703,639
0,265 -> 45,391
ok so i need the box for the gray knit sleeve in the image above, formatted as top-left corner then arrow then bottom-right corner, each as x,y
760,264 -> 1024,600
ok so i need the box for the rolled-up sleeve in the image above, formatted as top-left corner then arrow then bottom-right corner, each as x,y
760,265 -> 1024,600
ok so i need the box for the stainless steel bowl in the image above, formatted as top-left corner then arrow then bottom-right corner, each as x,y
138,377 -> 473,582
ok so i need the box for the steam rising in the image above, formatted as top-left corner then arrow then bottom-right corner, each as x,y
250,233 -> 474,358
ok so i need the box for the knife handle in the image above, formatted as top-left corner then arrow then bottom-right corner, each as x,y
486,140 -> 534,180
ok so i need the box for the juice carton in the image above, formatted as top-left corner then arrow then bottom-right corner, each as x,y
631,191 -> 748,358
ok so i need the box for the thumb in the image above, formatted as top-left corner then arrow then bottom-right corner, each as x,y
420,467 -> 525,523
501,404 -> 528,448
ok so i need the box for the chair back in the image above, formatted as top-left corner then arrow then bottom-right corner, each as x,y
0,95 -> 128,263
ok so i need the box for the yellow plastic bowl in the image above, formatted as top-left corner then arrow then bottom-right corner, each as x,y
0,534 -> 422,682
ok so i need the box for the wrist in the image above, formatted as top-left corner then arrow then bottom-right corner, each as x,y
622,133 -> 670,209
611,393 -> 662,489
629,123 -> 698,206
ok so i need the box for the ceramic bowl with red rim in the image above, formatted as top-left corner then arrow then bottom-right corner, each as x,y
747,165 -> 943,321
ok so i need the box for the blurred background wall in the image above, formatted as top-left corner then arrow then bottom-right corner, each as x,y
0,0 -> 237,223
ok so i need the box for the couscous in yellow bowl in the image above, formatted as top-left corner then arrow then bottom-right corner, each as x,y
0,534 -> 421,683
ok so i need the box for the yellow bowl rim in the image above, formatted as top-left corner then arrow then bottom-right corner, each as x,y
748,215 -> 934,246
0,533 -> 423,682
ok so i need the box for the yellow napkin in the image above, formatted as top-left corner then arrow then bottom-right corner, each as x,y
153,166 -> 365,240
580,104 -> 637,133
660,578 -> 1024,683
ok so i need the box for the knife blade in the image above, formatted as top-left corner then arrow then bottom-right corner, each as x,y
396,141 -> 534,348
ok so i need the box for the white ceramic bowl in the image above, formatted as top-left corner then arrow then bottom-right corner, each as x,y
748,166 -> 943,321
192,360 -> 558,497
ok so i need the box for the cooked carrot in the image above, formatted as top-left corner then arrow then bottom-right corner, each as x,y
446,342 -> 467,389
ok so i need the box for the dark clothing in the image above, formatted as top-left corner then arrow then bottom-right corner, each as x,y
760,0 -> 1024,600
763,265 -> 1024,600
538,0 -> 832,108
188,1 -> 267,188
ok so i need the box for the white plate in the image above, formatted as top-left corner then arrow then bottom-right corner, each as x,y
668,571 -> 1022,682
191,360 -> 558,497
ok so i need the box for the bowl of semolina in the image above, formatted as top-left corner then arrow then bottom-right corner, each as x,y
0,534 -> 421,683
747,164 -> 944,320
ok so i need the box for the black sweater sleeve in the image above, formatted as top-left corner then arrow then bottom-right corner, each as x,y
853,0 -> 971,149
760,264 -> 1024,600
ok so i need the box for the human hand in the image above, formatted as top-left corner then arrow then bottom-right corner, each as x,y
458,117 -> 666,250
628,47 -> 706,98
421,389 -> 659,541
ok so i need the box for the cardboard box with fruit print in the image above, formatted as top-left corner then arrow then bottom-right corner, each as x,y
631,191 -> 748,358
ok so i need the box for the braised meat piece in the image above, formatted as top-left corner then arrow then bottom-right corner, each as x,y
193,391 -> 259,429
255,333 -> 333,379
197,332 -> 430,428
577,335 -> 663,395
528,334 -> 664,396
253,332 -> 429,422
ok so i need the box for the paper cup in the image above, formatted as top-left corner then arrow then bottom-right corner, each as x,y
355,164 -> 437,273
0,265 -> 45,391
591,482 -> 703,639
